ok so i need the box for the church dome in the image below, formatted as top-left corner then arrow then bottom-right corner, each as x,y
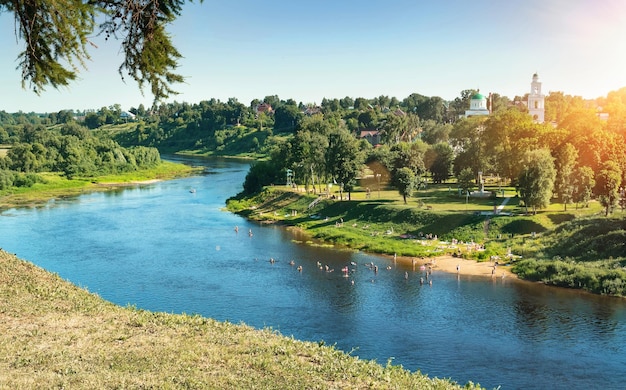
471,93 -> 485,100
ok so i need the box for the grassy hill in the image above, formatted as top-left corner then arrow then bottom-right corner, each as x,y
0,250 -> 479,389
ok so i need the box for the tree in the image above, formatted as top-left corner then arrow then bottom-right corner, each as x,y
450,89 -> 478,119
395,167 -> 415,204
242,160 -> 281,194
289,117 -> 330,193
428,143 -> 454,184
450,116 -> 489,178
482,108 -> 541,183
456,167 -> 475,196
420,119 -> 452,145
553,143 -> 578,210
596,160 -> 622,216
390,141 -> 426,183
489,93 -> 511,114
517,149 -> 556,214
273,105 -> 301,133
379,112 -> 406,144
84,112 -> 104,129
2,0 -> 187,101
572,166 -> 595,209
325,128 -> 364,200
7,143 -> 38,172
544,91 -> 586,125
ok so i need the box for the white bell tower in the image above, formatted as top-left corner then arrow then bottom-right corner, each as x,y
528,73 -> 545,123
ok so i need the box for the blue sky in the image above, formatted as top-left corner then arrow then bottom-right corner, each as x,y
1,0 -> 626,113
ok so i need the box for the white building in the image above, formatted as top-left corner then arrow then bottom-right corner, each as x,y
464,91 -> 490,117
527,73 -> 545,123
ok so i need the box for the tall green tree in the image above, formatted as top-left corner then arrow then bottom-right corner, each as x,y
517,149 -> 556,214
390,141 -> 426,184
450,116 -> 489,178
596,160 -> 622,216
289,117 -> 331,193
420,120 -> 452,145
482,109 -> 541,183
273,105 -> 301,133
554,143 -> 578,210
325,128 -> 364,200
379,112 -> 407,144
395,167 -> 416,204
428,143 -> 454,184
456,167 -> 475,196
7,143 -> 38,172
572,166 -> 595,209
449,89 -> 478,118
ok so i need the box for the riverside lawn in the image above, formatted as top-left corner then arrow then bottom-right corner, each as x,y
0,250 -> 480,389
227,183 -> 626,297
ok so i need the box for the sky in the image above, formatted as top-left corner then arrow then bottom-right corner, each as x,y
1,0 -> 626,113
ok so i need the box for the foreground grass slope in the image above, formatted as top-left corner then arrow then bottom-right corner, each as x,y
0,251 -> 479,389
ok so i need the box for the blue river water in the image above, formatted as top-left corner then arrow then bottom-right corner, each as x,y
1,156 -> 625,389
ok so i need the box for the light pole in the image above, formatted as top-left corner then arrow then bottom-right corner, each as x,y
376,173 -> 381,198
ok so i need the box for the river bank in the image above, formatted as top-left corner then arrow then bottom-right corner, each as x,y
0,161 -> 199,211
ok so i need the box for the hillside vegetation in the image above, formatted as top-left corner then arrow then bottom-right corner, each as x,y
0,250 -> 479,389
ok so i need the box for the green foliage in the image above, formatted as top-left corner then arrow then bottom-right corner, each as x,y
4,0 -> 187,102
395,167 -> 416,204
553,143 -> 578,209
513,259 -> 626,296
456,167 -> 475,195
543,217 -> 626,261
517,149 -> 556,213
573,165 -> 595,208
0,123 -> 162,183
428,142 -> 454,183
242,161 -> 282,195
596,160 -> 622,216
0,170 -> 40,190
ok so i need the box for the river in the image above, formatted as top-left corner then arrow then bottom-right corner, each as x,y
1,156 -> 625,389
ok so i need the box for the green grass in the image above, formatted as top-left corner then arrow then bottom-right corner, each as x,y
0,250 -> 481,389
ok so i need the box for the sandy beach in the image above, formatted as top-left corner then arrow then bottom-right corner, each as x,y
393,254 -> 517,279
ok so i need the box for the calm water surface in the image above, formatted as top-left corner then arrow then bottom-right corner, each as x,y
1,157 -> 625,389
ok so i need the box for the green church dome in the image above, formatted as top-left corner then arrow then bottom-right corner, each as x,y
471,93 -> 485,100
